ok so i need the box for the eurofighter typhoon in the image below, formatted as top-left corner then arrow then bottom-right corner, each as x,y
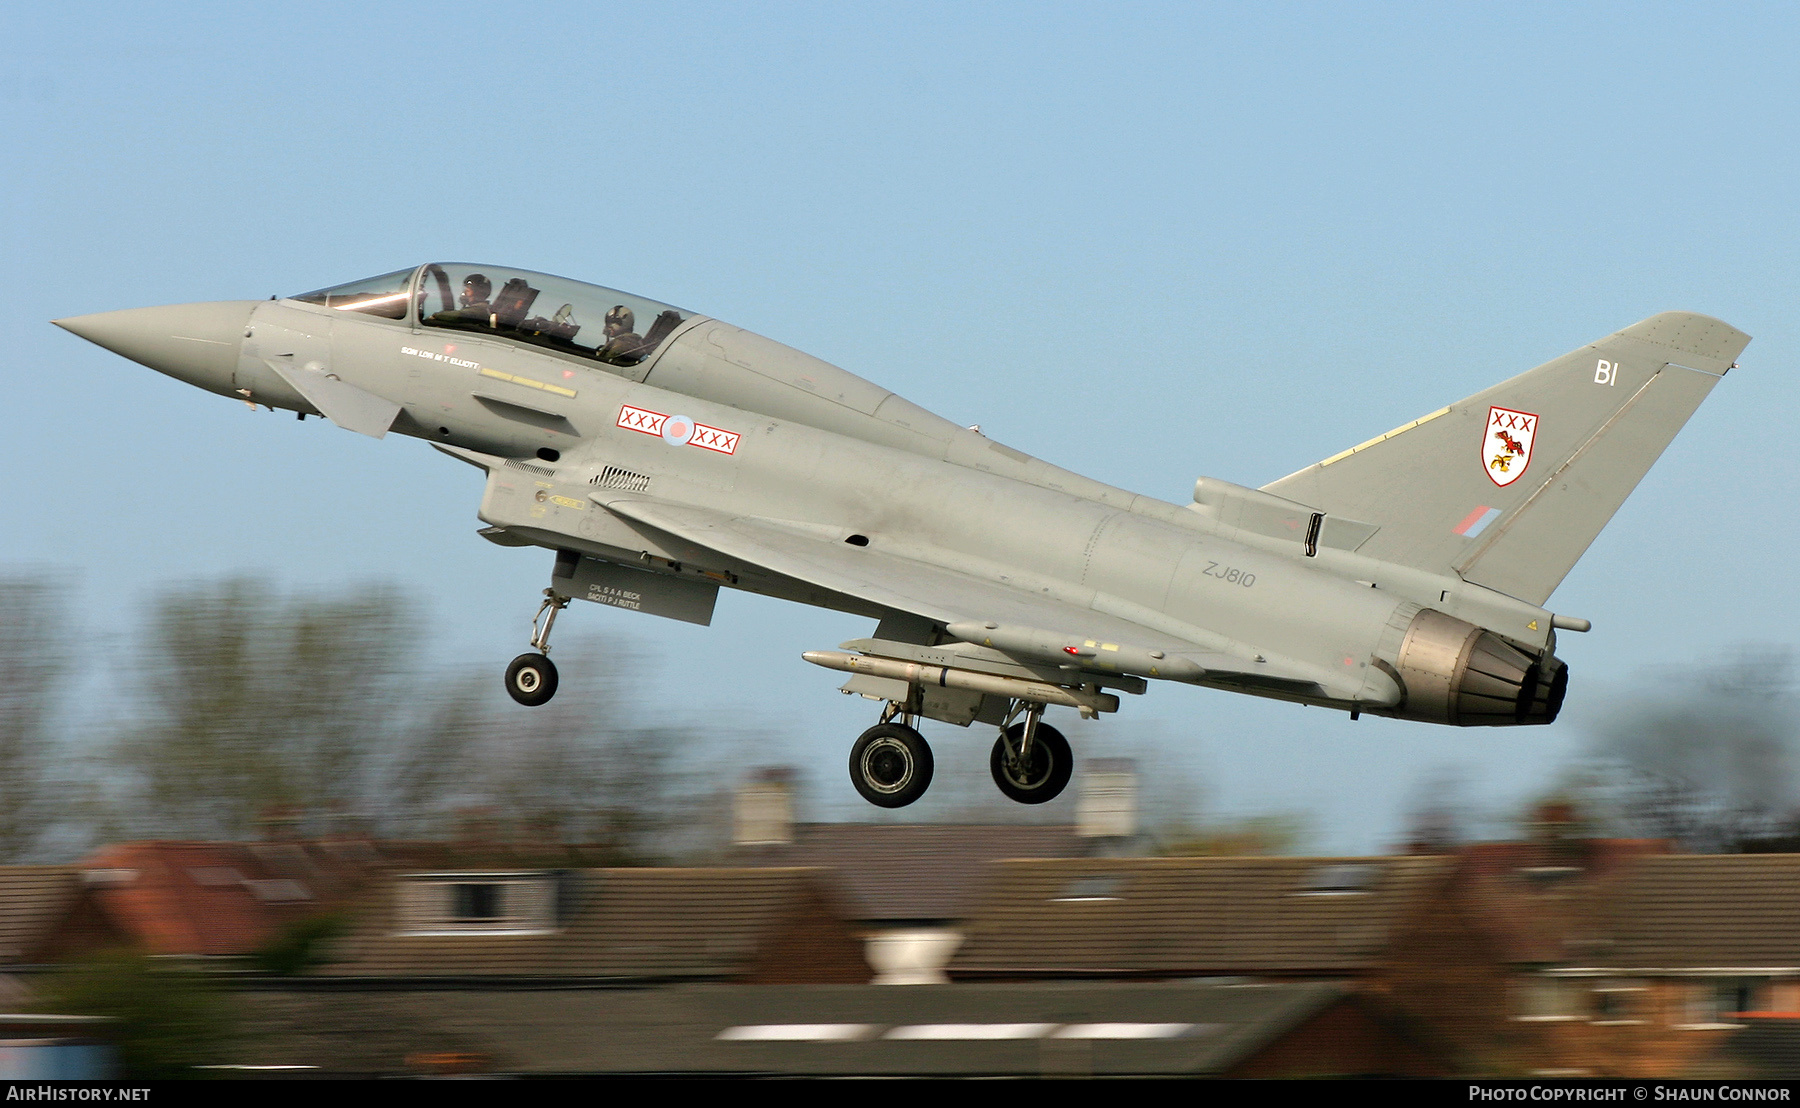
54,265 -> 1749,807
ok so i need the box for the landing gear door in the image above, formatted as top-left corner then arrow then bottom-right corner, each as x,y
552,553 -> 718,626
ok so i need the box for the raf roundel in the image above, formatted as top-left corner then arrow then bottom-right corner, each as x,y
617,403 -> 741,455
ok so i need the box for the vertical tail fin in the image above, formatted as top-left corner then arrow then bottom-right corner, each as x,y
1264,312 -> 1749,604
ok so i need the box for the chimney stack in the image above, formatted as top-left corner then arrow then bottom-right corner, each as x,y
734,766 -> 796,846
1078,758 -> 1138,839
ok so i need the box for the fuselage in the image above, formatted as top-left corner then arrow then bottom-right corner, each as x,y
55,263 -> 1566,724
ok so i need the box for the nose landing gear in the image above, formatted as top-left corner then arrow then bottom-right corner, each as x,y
505,589 -> 567,707
505,652 -> 559,706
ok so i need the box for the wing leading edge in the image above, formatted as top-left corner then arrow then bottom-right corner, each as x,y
594,495 -> 1327,697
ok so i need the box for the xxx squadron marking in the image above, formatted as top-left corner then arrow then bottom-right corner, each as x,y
618,404 -> 740,455
1483,406 -> 1538,487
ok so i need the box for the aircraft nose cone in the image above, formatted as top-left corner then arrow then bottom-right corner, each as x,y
54,301 -> 259,396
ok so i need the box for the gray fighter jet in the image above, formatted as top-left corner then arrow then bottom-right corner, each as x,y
54,265 -> 1749,808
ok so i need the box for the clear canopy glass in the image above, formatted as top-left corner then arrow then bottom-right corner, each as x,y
289,265 -> 692,368
291,268 -> 414,319
416,263 -> 689,368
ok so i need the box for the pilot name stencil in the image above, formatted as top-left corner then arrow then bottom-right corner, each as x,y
400,345 -> 481,370
617,404 -> 740,455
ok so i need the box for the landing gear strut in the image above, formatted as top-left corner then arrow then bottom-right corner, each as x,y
505,589 -> 566,707
989,702 -> 1072,804
847,702 -> 933,808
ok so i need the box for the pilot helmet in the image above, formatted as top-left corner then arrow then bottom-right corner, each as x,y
605,305 -> 635,334
461,274 -> 492,303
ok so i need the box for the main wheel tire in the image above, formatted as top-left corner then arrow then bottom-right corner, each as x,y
505,652 -> 559,706
849,723 -> 934,808
990,721 -> 1073,804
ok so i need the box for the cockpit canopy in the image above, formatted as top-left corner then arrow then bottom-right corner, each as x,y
292,264 -> 691,368
292,268 -> 415,318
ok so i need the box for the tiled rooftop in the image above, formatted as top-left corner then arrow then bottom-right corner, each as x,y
0,866 -> 82,963
322,867 -> 867,982
950,855 -> 1451,977
734,823 -> 1085,921
1584,856 -> 1800,970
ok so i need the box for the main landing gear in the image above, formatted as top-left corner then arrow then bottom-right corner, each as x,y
843,698 -> 1074,808
990,703 -> 1073,805
847,702 -> 934,808
505,589 -> 566,707
849,726 -> 934,809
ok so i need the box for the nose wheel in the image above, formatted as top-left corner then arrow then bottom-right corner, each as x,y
848,716 -> 934,808
505,652 -> 559,706
505,588 -> 568,707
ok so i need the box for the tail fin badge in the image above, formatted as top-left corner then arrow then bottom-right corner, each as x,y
1483,407 -> 1538,487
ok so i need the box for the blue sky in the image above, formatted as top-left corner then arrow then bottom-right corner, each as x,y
4,2 -> 1797,849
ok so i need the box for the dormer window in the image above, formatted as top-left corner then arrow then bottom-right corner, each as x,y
1052,875 -> 1125,903
1296,863 -> 1379,895
452,883 -> 501,922
395,871 -> 564,935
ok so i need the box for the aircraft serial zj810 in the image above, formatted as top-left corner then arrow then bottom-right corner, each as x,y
54,265 -> 1750,808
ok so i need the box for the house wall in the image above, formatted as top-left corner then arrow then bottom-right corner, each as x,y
1513,978 -> 1758,1078
1226,996 -> 1448,1078
1367,863 -> 1540,1074
25,891 -> 131,965
745,887 -> 872,984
